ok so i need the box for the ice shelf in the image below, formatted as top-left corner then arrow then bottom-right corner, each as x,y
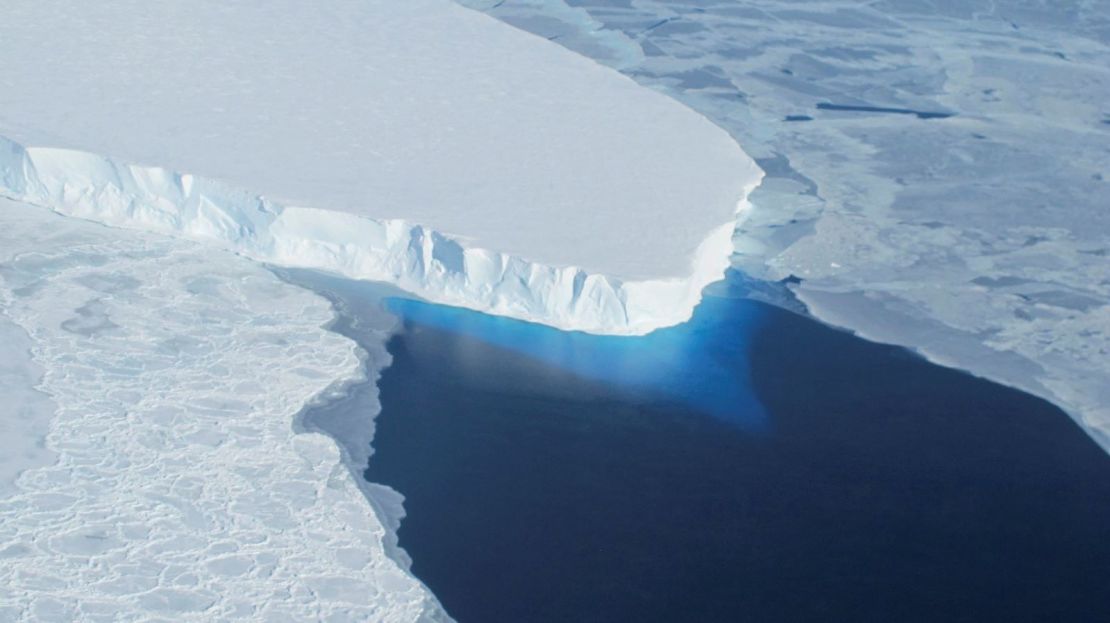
0,0 -> 761,335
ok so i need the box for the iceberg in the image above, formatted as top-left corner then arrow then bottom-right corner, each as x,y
0,0 -> 761,335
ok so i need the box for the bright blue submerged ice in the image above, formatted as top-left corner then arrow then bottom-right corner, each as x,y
386,272 -> 769,432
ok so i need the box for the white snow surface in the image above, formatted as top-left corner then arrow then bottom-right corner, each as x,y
0,200 -> 447,622
0,0 -> 760,335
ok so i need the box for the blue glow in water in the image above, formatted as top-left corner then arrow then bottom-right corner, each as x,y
354,268 -> 1110,623
385,276 -> 768,431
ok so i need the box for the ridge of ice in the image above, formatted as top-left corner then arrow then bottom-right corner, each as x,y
0,137 -> 759,335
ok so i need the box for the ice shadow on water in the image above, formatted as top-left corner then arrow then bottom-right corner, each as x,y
384,273 -> 769,433
816,101 -> 955,119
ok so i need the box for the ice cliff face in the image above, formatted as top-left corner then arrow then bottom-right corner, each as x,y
0,0 -> 762,336
0,137 -> 759,335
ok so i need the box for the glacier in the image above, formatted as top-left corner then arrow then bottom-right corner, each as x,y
0,0 -> 761,335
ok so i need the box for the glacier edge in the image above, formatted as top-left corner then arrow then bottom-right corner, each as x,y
0,135 -> 761,336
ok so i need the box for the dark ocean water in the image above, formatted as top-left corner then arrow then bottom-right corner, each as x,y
358,272 -> 1110,623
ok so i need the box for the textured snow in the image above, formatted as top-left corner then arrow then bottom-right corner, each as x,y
0,0 -> 760,335
0,200 -> 447,621
461,0 -> 1110,451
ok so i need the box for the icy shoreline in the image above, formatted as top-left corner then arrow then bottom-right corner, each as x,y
0,136 -> 758,336
276,269 -> 426,576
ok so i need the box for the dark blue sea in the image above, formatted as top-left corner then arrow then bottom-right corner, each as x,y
289,270 -> 1110,623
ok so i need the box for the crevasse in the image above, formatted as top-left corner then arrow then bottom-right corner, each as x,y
0,135 -> 761,335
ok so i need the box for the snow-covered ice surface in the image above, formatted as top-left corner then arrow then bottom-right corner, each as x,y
0,0 -> 761,335
459,0 -> 1110,451
0,199 -> 447,622
0,316 -> 55,498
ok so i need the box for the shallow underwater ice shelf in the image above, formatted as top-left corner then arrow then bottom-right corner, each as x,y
386,281 -> 769,431
0,0 -> 761,334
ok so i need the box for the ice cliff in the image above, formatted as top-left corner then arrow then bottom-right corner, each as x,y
0,137 -> 759,335
0,0 -> 761,335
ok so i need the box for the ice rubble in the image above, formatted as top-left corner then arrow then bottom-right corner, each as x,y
0,0 -> 761,335
0,200 -> 447,622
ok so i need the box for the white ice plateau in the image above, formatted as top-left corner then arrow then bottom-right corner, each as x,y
0,0 -> 760,336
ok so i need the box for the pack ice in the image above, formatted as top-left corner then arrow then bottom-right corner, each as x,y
0,199 -> 449,621
0,0 -> 760,335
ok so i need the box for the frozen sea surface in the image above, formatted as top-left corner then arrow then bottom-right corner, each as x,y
457,0 -> 1110,448
0,200 -> 446,621
0,311 -> 55,498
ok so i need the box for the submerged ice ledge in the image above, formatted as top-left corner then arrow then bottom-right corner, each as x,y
0,136 -> 759,336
